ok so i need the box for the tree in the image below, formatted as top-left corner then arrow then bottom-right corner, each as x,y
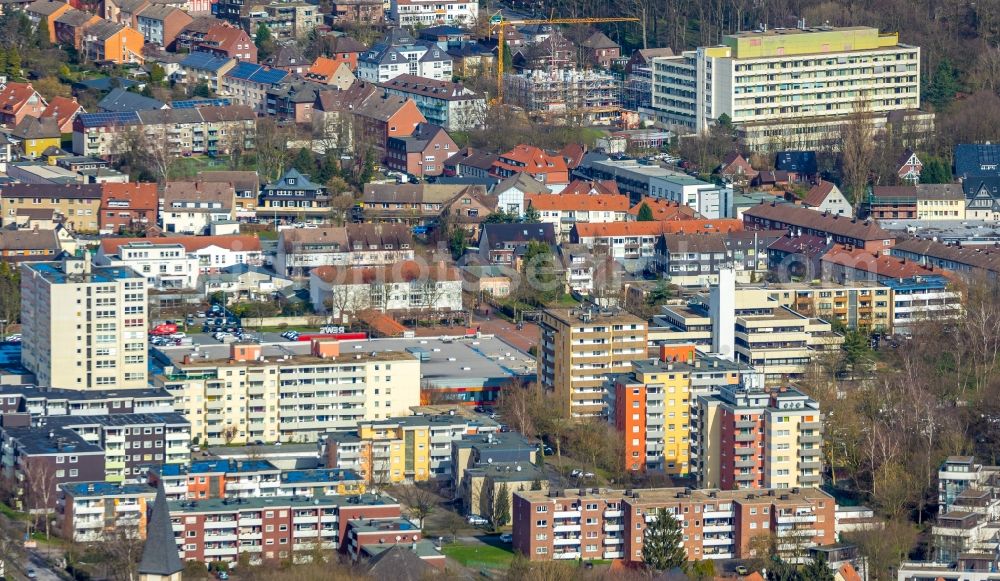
717,112 -> 733,132
840,98 -> 876,214
497,381 -> 540,438
690,560 -> 716,581
255,117 -> 291,181
522,205 -> 541,223
519,240 -> 561,305
100,527 -> 149,581
221,424 -> 239,445
636,202 -> 655,221
192,81 -> 212,98
483,209 -> 518,224
641,509 -> 686,571
255,22 -> 275,60
925,59 -> 960,111
391,484 -> 437,528
35,17 -> 49,49
358,146 -> 376,185
149,63 -> 166,85
292,147 -> 316,175
448,226 -> 467,260
6,47 -> 20,78
24,460 -> 56,539
0,262 -> 21,324
920,156 -> 951,184
490,482 -> 511,530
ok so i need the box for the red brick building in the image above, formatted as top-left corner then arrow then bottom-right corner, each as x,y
490,144 -> 570,191
352,95 -> 426,158
384,123 -> 457,177
743,203 -> 895,253
195,23 -> 256,62
512,486 -> 836,562
0,82 -> 47,127
100,182 -> 158,234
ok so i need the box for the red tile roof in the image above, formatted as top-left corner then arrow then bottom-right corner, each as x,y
492,145 -> 568,178
821,245 -> 953,279
802,180 -> 838,207
629,197 -> 697,221
561,179 -> 619,196
525,193 -> 630,212
0,82 -> 42,115
100,183 -> 158,209
574,219 -> 742,238
41,96 -> 83,132
99,234 -> 261,255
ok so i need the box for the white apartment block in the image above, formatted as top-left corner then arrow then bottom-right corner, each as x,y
389,0 -> 478,26
153,340 -> 421,446
21,257 -> 148,390
95,241 -> 200,290
651,26 -> 922,149
308,266 -> 463,317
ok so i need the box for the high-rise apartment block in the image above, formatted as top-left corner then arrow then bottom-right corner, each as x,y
696,385 -> 822,490
651,26 -> 926,149
608,345 -> 757,475
512,486 -> 835,562
538,308 -> 648,419
21,256 -> 148,390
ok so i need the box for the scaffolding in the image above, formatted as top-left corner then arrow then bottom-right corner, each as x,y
503,68 -> 623,124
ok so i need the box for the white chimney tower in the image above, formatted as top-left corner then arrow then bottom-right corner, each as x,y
710,267 -> 736,360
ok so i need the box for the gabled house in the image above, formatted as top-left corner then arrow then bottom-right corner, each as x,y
477,223 -> 557,267
265,45 -> 308,74
330,0 -> 382,24
259,168 -> 330,223
526,192 -> 630,240
350,93 -> 426,158
800,181 -> 852,217
53,8 -> 100,50
384,122 -> 457,178
196,23 -> 256,62
25,0 -> 70,42
314,35 -> 367,71
10,116 -> 61,158
82,20 -> 145,65
718,151 -> 758,184
304,57 -> 355,88
624,47 -> 673,73
102,0 -> 147,24
441,187 -> 497,236
97,87 -> 165,112
41,96 -> 84,133
492,172 -> 548,217
954,143 -> 1000,181
580,31 -> 620,68
490,145 -> 569,193
897,149 -> 922,184
360,183 -> 485,224
265,80 -> 322,123
161,180 -> 236,234
358,28 -> 453,83
135,4 -> 191,49
0,82 -> 47,127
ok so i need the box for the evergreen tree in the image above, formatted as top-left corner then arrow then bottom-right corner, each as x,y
292,147 -> 316,175
522,205 -> 541,223
717,113 -> 734,133
920,156 -> 952,184
149,63 -> 166,85
520,240 -> 559,305
358,147 -> 376,185
800,555 -> 834,581
483,209 -> 517,223
636,202 -> 655,221
500,42 -> 513,78
7,47 -> 21,78
641,509 -> 686,571
255,23 -> 274,60
36,17 -> 50,48
448,226 -> 466,260
491,483 -> 511,530
0,49 -> 8,77
530,478 -> 542,491
925,59 -> 960,111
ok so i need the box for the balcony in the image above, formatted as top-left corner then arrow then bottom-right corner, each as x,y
703,523 -> 734,533
603,509 -> 623,518
776,513 -> 816,524
603,523 -> 623,532
553,537 -> 581,546
735,459 -> 757,468
553,524 -> 581,533
799,433 -> 822,444
735,473 -> 756,482
554,510 -> 581,519
704,536 -> 734,547
735,432 -> 757,443
603,536 -> 623,545
734,446 -> 755,456
703,510 -> 732,519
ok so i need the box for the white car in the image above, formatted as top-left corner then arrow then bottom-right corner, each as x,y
570,469 -> 583,478
467,514 -> 489,526
500,533 -> 512,543
169,332 -> 187,339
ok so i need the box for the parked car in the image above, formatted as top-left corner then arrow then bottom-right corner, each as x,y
467,514 -> 489,526
499,533 -> 512,543
735,566 -> 749,576
570,469 -> 583,478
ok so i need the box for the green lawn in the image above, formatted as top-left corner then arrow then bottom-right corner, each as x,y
442,542 -> 515,568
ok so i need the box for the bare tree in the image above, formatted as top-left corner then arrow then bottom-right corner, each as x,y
222,425 -> 240,446
496,380 -> 539,438
256,118 -> 292,181
24,460 -> 56,539
840,98 -> 876,215
100,527 -> 145,581
390,484 -> 438,528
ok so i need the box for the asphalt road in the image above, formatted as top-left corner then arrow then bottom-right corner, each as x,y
21,552 -> 63,581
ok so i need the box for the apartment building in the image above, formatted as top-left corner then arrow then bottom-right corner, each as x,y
21,256 -> 148,390
650,26 -> 923,149
98,235 -> 264,274
151,459 -> 365,500
309,261 -> 463,317
884,275 -> 963,335
152,339 -> 421,446
324,414 -> 499,485
512,486 -> 836,562
696,385 -> 822,490
95,241 -> 200,290
571,221 -> 742,274
72,105 -> 256,159
357,29 -> 454,83
452,431 -> 547,518
526,193 -> 630,241
161,180 -> 236,235
389,0 -> 477,26
0,386 -> 175,418
864,184 -> 966,221
0,183 -> 103,232
744,203 -> 895,252
275,224 -> 414,277
171,493 -> 404,565
583,158 -> 731,218
734,282 -> 892,333
538,308 -> 648,419
58,481 -> 157,541
490,145 -> 570,193
99,182 -> 159,235
380,74 -> 487,131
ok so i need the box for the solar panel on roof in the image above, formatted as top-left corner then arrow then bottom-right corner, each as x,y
171,98 -> 232,109
77,111 -> 140,127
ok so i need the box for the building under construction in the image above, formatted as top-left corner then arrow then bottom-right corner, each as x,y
503,68 -> 622,125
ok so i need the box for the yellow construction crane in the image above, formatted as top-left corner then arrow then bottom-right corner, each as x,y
489,12 -> 639,105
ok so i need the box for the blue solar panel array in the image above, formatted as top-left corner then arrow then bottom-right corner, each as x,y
172,98 -> 232,109
77,111 -> 141,128
179,52 -> 233,72
226,62 -> 288,85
